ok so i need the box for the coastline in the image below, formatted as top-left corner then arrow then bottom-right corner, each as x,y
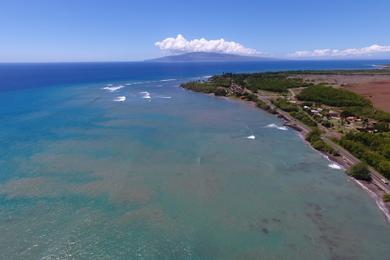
183,84 -> 390,222
270,101 -> 390,222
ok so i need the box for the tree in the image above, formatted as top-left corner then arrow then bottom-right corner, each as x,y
214,87 -> 227,96
375,122 -> 389,132
378,161 -> 390,179
347,162 -> 372,181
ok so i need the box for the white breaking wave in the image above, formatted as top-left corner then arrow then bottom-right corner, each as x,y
264,123 -> 288,131
323,155 -> 344,170
157,96 -> 172,99
125,81 -> 144,86
160,79 -> 176,82
140,91 -> 151,99
328,163 -> 342,170
246,135 -> 256,140
113,96 -> 126,102
102,85 -> 125,92
116,79 -> 176,88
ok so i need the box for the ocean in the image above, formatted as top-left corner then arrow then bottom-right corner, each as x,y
1,60 -> 390,259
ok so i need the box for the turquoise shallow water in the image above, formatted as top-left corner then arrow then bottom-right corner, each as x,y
1,62 -> 390,259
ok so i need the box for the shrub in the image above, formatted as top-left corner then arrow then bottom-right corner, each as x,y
214,87 -> 228,96
272,98 -> 299,112
306,128 -> 339,156
256,100 -> 271,111
322,120 -> 333,128
377,161 -> 390,179
242,92 -> 258,102
375,122 -> 390,132
290,111 -> 318,127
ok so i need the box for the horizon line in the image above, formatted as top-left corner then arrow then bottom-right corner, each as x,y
1,58 -> 390,64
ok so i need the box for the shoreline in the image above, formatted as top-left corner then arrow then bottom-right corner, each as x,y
187,87 -> 390,222
259,98 -> 390,222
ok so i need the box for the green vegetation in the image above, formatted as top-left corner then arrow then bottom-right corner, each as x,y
342,132 -> 390,159
383,194 -> 390,202
306,128 -> 339,156
181,81 -> 219,94
272,98 -> 317,127
206,72 -> 309,93
297,85 -> 390,123
272,98 -> 299,112
242,92 -> 258,102
240,92 -> 277,113
321,120 -> 333,128
347,162 -> 372,181
180,75 -> 234,95
214,87 -> 228,96
208,75 -> 231,87
290,111 -> 318,127
339,132 -> 390,178
297,85 -> 370,107
244,74 -> 304,92
256,100 -> 274,113
342,106 -> 390,123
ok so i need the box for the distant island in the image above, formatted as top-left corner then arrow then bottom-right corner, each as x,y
146,52 -> 277,62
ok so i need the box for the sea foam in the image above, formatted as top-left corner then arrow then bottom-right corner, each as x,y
246,135 -> 256,140
140,91 -> 151,99
103,85 -> 125,92
113,96 -> 126,102
265,123 -> 288,131
160,79 -> 176,82
328,163 -> 342,170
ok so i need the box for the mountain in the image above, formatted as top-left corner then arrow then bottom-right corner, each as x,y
146,52 -> 276,62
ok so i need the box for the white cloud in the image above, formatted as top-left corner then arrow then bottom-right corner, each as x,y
291,44 -> 390,58
155,34 -> 259,56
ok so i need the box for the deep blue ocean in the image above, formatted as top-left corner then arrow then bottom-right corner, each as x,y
1,60 -> 388,91
1,60 -> 390,259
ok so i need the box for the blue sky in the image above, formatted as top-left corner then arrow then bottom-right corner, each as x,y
1,0 -> 390,62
